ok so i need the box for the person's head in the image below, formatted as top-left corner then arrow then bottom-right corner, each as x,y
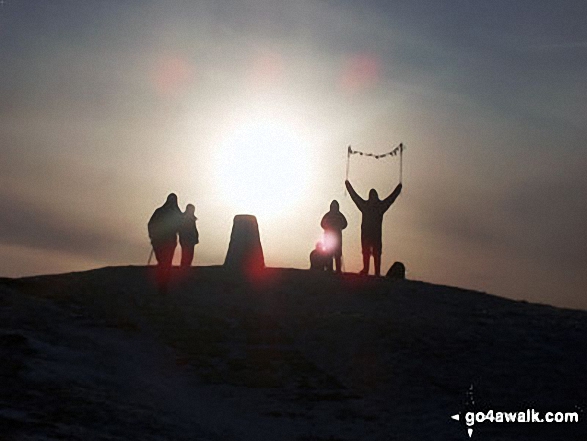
368,189 -> 379,201
165,193 -> 178,205
329,200 -> 339,212
185,204 -> 195,215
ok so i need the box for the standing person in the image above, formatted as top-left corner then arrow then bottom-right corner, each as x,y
179,203 -> 199,267
345,180 -> 402,276
148,193 -> 182,292
320,200 -> 348,274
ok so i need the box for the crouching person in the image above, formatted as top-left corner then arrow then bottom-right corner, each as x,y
310,242 -> 331,271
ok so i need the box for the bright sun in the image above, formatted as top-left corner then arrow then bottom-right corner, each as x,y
214,119 -> 312,219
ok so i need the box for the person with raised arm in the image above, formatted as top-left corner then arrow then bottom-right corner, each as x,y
345,180 -> 402,276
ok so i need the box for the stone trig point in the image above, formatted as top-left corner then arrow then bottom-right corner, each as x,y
224,215 -> 265,274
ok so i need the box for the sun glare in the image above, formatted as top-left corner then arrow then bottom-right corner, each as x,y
214,119 -> 312,220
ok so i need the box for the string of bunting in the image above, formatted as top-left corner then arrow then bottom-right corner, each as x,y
345,142 -> 406,180
345,142 -> 405,191
348,142 -> 405,159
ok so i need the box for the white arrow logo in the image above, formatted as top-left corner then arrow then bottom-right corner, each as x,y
450,413 -> 473,438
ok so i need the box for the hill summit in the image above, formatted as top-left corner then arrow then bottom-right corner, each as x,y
1,266 -> 585,440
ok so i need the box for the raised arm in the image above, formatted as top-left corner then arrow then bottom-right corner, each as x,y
381,183 -> 402,212
345,180 -> 366,211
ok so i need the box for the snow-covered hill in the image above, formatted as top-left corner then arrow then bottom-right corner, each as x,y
1,266 -> 585,440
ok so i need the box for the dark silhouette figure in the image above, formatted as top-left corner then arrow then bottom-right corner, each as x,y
345,180 -> 402,276
386,261 -> 406,279
179,204 -> 199,267
310,242 -> 331,271
320,200 -> 348,273
148,193 -> 182,292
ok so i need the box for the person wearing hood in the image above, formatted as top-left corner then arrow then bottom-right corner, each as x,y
179,203 -> 199,267
320,200 -> 348,273
345,180 -> 402,276
148,193 -> 182,291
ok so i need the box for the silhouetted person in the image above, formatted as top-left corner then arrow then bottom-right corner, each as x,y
320,200 -> 348,273
345,180 -> 402,276
179,204 -> 199,267
148,193 -> 182,292
310,242 -> 330,271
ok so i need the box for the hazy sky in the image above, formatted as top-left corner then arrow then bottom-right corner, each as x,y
1,1 -> 586,309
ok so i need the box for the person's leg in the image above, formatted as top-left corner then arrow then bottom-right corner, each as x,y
187,246 -> 194,266
180,246 -> 186,267
153,245 -> 163,265
374,253 -> 382,276
153,245 -> 166,282
158,243 -> 175,293
327,255 -> 334,272
373,240 -> 382,276
334,255 -> 342,274
360,250 -> 370,275
180,245 -> 194,267
360,237 -> 370,274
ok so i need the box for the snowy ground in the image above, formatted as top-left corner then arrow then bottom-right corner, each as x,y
0,266 -> 585,440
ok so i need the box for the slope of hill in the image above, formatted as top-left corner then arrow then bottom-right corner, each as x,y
1,266 -> 585,440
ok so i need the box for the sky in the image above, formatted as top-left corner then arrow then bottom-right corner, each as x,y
1,0 -> 586,309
